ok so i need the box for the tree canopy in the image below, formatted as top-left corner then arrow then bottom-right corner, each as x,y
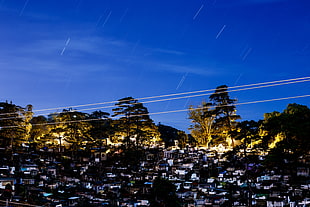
112,97 -> 160,147
262,103 -> 310,155
188,85 -> 240,147
0,94 -> 309,158
0,102 -> 32,148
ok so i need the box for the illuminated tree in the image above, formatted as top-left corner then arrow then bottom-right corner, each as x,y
188,85 -> 240,147
258,103 -> 310,177
0,101 -> 32,148
29,115 -> 51,145
188,101 -> 215,147
177,130 -> 188,149
209,85 -> 240,146
112,97 -> 159,147
262,103 -> 310,154
22,104 -> 33,144
232,120 -> 262,155
52,109 -> 92,149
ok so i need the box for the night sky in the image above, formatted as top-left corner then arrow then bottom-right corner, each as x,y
0,0 -> 309,132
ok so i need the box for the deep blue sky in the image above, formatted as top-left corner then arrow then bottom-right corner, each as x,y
0,0 -> 309,131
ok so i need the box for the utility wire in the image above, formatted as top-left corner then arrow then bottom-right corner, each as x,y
30,78 -> 310,117
0,94 -> 309,129
33,76 -> 310,112
149,94 -> 310,115
0,76 -> 309,118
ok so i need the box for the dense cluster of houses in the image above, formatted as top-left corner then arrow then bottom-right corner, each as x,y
0,144 -> 309,207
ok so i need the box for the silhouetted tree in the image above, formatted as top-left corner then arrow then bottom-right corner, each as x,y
150,177 -> 181,207
88,110 -> 112,145
157,123 -> 179,147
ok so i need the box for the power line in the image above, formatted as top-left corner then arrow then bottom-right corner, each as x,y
0,76 -> 309,118
32,76 -> 310,112
32,78 -> 310,117
0,94 -> 309,129
148,94 -> 310,116
0,77 -> 310,120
